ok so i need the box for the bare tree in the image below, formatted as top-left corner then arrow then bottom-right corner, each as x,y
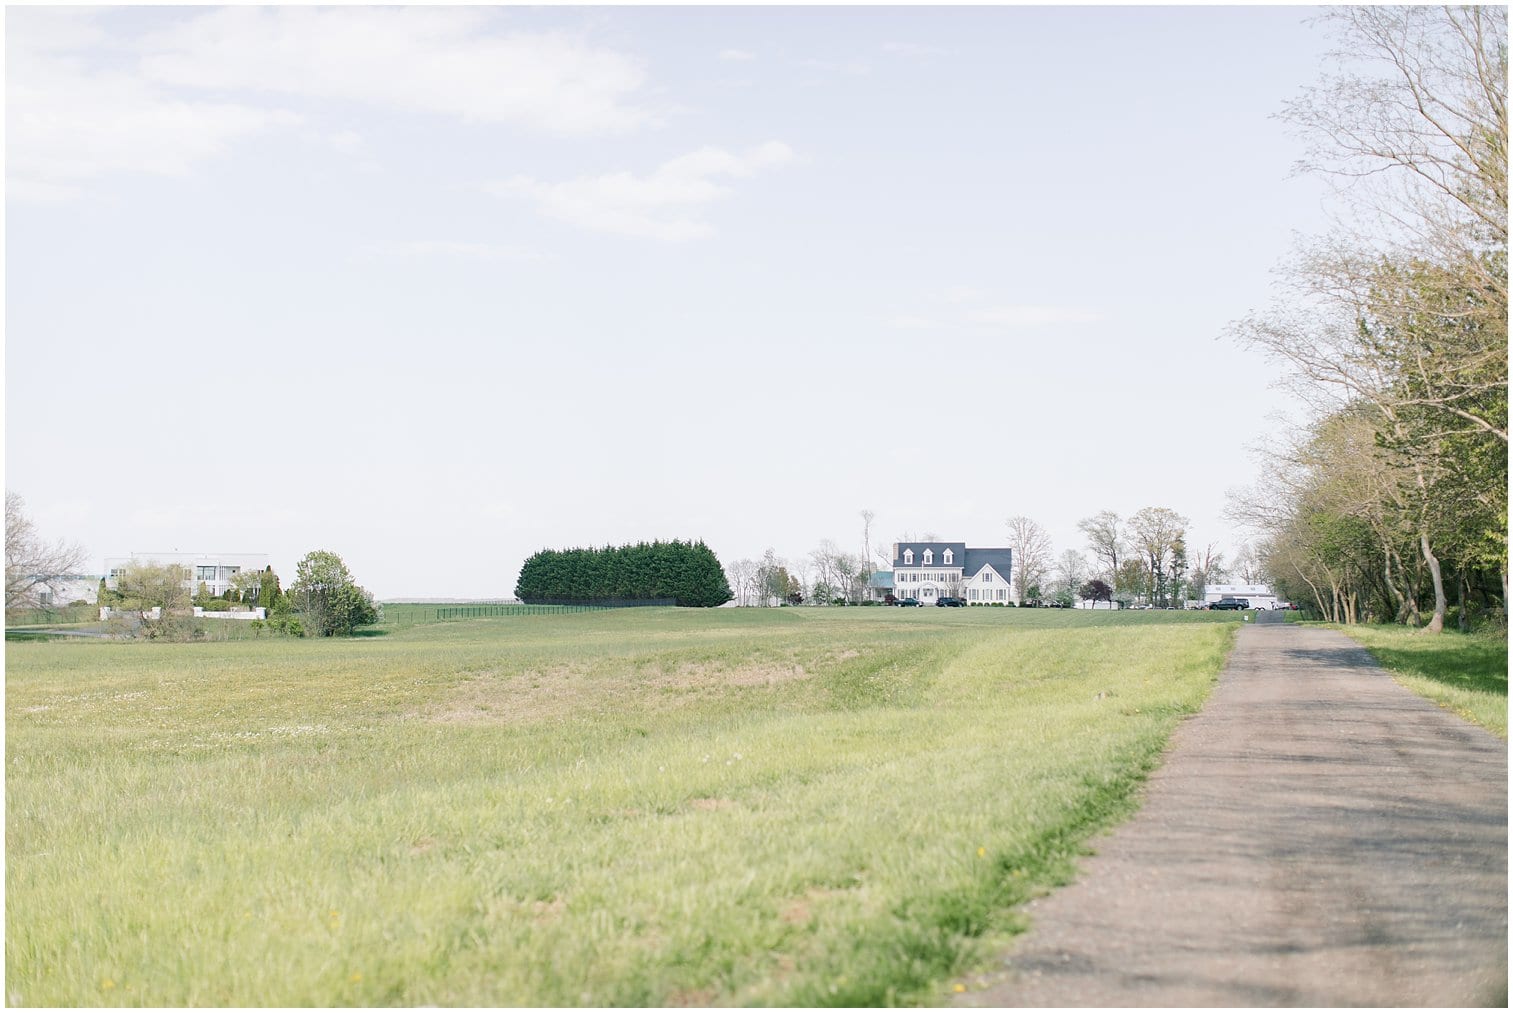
1129,507 -> 1190,607
1004,515 -> 1052,604
1077,511 -> 1123,589
1056,549 -> 1088,598
726,558 -> 756,607
1284,5 -> 1506,319
5,491 -> 87,611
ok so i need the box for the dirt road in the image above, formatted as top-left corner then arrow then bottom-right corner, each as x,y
955,620 -> 1508,1007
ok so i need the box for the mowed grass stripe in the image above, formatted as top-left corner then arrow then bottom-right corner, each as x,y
7,608 -> 1235,1006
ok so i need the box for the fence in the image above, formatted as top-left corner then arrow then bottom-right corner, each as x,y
379,600 -> 679,628
379,603 -> 606,628
5,604 -> 99,627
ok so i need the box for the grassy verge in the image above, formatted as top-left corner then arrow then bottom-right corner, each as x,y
1339,624 -> 1507,739
7,607 -> 1235,1006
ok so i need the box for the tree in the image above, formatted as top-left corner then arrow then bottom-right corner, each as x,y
1284,6 -> 1506,330
116,561 -> 193,610
1077,510 -> 1123,591
1079,578 -> 1113,604
5,491 -> 87,611
289,550 -> 378,636
257,566 -> 283,611
1234,7 -> 1509,628
726,558 -> 756,606
1055,549 -> 1087,600
514,541 -> 732,607
1128,507 -> 1189,608
1004,515 -> 1052,605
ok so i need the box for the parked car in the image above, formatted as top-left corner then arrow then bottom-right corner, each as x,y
895,597 -> 922,607
935,596 -> 964,607
1209,597 -> 1251,610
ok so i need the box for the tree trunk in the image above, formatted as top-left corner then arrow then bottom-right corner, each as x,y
1458,573 -> 1469,632
1420,531 -> 1447,633
1383,547 -> 1412,625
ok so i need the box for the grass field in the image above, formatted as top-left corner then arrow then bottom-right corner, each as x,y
7,607 -> 1239,1006
1339,624 -> 1508,739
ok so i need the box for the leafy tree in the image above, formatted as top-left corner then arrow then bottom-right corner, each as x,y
515,541 -> 732,607
1079,578 -> 1113,604
289,550 -> 378,636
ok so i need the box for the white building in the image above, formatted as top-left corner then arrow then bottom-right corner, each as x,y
888,542 -> 1017,605
27,574 -> 103,607
1203,583 -> 1280,610
105,552 -> 272,598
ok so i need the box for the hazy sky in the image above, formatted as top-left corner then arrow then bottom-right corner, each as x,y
6,4 -> 1340,599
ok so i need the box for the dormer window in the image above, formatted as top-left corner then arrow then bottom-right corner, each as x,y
903,549 -> 914,565
943,549 -> 953,565
923,549 -> 934,565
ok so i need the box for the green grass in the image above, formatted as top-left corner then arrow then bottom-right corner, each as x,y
1338,624 -> 1508,739
7,607 -> 1238,1006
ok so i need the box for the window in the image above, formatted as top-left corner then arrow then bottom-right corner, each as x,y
983,571 -> 992,582
923,549 -> 933,565
197,566 -> 217,581
219,566 -> 239,581
997,589 -> 1006,601
943,549 -> 953,564
903,549 -> 914,564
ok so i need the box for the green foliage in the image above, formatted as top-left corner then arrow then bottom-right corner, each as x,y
515,540 -> 734,607
258,566 -> 283,612
288,550 -> 377,637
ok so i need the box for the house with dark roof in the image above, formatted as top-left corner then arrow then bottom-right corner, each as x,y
885,542 -> 1016,605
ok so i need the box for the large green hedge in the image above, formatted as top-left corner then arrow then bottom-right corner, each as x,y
514,540 -> 733,608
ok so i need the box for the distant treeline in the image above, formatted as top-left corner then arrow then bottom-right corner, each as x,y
515,541 -> 733,608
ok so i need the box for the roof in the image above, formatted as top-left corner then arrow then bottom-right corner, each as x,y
963,548 -> 1014,578
892,542 -> 967,565
867,571 -> 894,589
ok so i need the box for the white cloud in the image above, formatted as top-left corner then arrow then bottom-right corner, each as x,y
885,315 -> 945,330
139,7 -> 656,135
359,240 -> 550,262
966,305 -> 1103,327
492,142 -> 795,241
719,49 -> 757,61
7,44 -> 299,200
887,288 -> 1102,332
881,42 -> 949,59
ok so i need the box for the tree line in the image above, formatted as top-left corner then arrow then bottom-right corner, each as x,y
727,508 -> 1224,609
1231,7 -> 1506,631
100,550 -> 377,639
514,540 -> 733,607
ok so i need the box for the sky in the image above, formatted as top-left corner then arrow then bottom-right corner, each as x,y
5,3 -> 1343,599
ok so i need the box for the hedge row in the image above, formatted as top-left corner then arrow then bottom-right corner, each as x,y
515,540 -> 733,608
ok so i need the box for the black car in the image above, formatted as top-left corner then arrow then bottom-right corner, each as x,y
1209,597 -> 1251,610
895,597 -> 922,607
936,596 -> 964,607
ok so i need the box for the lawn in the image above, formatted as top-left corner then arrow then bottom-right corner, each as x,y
1338,623 -> 1508,739
7,607 -> 1239,1006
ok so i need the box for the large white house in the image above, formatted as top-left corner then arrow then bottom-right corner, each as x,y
887,542 -> 1017,605
105,552 -> 271,598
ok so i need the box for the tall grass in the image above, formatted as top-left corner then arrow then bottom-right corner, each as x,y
1339,624 -> 1508,739
7,607 -> 1235,1006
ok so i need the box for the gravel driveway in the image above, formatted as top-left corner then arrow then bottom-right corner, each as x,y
954,620 -> 1508,1007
